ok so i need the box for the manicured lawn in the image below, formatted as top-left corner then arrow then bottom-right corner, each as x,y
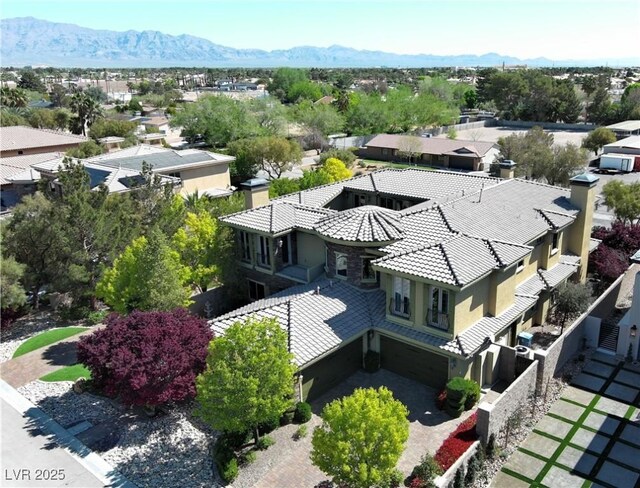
12,327 -> 88,358
40,364 -> 91,382
359,159 -> 436,171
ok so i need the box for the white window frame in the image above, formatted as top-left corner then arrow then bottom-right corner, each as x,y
248,279 -> 266,301
516,259 -> 525,273
392,276 -> 411,317
335,252 -> 348,278
550,232 -> 559,256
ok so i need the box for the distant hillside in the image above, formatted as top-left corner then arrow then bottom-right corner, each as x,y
2,17 -> 638,68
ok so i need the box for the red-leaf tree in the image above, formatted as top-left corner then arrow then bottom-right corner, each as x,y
77,309 -> 212,406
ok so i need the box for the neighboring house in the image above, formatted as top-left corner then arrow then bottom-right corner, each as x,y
360,134 -> 500,171
0,152 -> 62,211
0,126 -> 88,157
602,135 -> 640,156
133,115 -> 170,134
98,136 -> 126,152
31,156 -> 180,195
213,167 -> 600,400
605,120 -> 640,139
84,144 -> 234,197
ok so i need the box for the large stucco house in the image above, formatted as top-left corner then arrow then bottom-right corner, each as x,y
211,165 -> 600,401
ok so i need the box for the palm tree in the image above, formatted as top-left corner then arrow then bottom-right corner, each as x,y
70,92 -> 104,136
1,87 -> 29,108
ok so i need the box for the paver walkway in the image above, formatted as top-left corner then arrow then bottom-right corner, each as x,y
0,328 -> 98,388
493,352 -> 640,488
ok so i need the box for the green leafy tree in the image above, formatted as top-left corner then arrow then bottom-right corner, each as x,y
294,102 -> 345,153
587,87 -> 612,124
299,168 -> 333,190
463,89 -> 478,109
311,387 -> 410,488
89,119 -> 138,140
5,194 -> 68,309
49,84 -> 68,108
318,148 -> 357,168
545,143 -> 588,187
269,177 -> 300,198
497,126 -> 554,180
287,80 -> 323,103
0,109 -> 29,127
85,86 -> 108,103
0,256 -> 27,311
65,140 -> 105,159
620,83 -> 640,120
247,97 -> 288,137
172,211 -> 218,292
170,95 -> 260,148
582,128 -> 617,155
17,70 -> 46,92
250,136 -> 304,179
196,317 -> 296,443
602,181 -> 640,226
554,282 -> 591,333
96,231 -> 192,314
268,68 -> 309,102
322,158 -> 351,182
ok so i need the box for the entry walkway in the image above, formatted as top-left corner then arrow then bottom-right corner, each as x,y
493,352 -> 640,487
0,328 -> 97,387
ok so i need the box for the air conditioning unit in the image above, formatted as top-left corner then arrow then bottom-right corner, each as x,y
518,332 -> 533,348
515,345 -> 532,359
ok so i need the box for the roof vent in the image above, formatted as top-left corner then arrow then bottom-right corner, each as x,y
315,286 -> 321,295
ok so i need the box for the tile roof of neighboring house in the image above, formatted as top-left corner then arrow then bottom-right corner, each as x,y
441,179 -> 578,244
342,169 -> 500,202
605,121 -> 640,132
365,134 -> 497,157
0,152 -> 63,185
277,181 -> 346,207
314,206 -> 404,243
222,201 -> 336,235
0,126 -> 88,153
210,280 -> 375,367
373,234 -> 532,287
604,135 -> 640,150
441,294 -> 539,356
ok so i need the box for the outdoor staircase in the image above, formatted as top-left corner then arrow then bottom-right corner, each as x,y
598,322 -> 619,352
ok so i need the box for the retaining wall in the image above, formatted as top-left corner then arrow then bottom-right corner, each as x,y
476,360 -> 538,445
189,287 -> 228,318
496,120 -> 597,132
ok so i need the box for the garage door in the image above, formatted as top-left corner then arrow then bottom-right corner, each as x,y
300,337 -> 363,401
380,336 -> 449,388
448,156 -> 475,171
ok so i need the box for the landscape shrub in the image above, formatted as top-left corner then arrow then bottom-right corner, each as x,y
294,424 -> 308,440
409,454 -> 442,488
220,457 -> 238,483
256,435 -> 275,450
86,310 -> 108,325
258,416 -> 280,435
294,401 -> 312,423
280,409 -> 295,426
453,467 -> 464,488
59,304 -> 91,322
434,412 -> 478,471
219,430 -> 252,451
318,148 -> 357,168
384,468 -> 404,488
463,380 -> 481,410
77,309 -> 212,407
364,350 -> 381,372
486,433 -> 496,459
240,450 -> 256,465
445,377 -> 481,416
464,453 -> 479,485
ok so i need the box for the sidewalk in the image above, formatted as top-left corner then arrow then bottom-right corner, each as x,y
0,380 -> 136,488
0,329 -> 97,388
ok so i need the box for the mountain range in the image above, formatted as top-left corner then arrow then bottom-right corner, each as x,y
2,17 -> 638,68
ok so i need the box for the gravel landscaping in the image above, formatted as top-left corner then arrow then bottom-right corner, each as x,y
18,380 -> 220,488
0,311 -> 61,363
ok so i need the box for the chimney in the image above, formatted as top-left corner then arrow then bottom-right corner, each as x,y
241,178 -> 270,209
499,160 -> 516,180
568,173 -> 599,283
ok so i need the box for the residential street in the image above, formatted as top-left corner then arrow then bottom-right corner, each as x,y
0,397 -> 104,488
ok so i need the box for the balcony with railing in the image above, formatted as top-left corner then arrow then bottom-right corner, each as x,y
426,309 -> 450,331
276,262 -> 326,284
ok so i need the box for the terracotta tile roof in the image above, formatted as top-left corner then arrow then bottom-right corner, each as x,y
0,126 -> 87,152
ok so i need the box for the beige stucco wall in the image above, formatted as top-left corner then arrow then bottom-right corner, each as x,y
516,243 -> 543,286
454,278 -> 489,335
297,233 -> 326,268
567,182 -> 597,282
173,163 -> 230,195
489,269 -> 516,316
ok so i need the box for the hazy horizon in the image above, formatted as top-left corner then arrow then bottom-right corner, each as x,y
2,0 -> 639,62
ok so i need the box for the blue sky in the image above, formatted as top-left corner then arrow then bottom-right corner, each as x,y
2,0 -> 639,61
